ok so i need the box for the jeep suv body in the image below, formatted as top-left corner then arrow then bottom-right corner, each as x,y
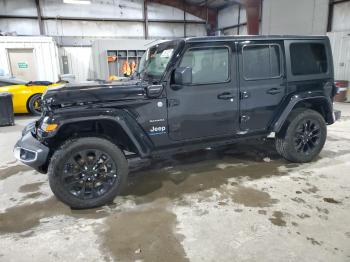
14,35 -> 340,208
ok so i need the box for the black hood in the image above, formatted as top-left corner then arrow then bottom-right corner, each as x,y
43,80 -> 146,107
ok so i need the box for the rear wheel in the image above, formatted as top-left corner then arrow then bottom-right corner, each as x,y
48,137 -> 128,209
276,109 -> 327,163
28,94 -> 42,115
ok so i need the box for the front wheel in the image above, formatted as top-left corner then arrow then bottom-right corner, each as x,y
28,94 -> 42,115
48,137 -> 128,209
276,109 -> 327,163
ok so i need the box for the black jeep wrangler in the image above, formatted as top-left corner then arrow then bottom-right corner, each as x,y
15,35 -> 340,208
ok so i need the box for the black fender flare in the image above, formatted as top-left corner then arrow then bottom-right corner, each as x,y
49,108 -> 154,158
272,92 -> 334,133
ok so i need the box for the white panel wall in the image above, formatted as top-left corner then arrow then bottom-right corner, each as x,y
185,24 -> 207,37
0,19 -> 40,35
262,0 -> 329,35
148,3 -> 203,21
0,36 -> 60,82
0,0 -> 37,16
42,0 -> 143,19
0,0 -> 206,39
148,22 -> 180,38
328,31 -> 350,82
59,47 -> 93,82
332,2 -> 350,32
218,5 -> 246,29
223,25 -> 247,36
0,0 -> 207,82
44,20 -> 144,38
217,4 -> 247,35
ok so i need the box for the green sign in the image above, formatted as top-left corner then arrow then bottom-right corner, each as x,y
17,62 -> 28,69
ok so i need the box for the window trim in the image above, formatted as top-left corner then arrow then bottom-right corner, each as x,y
285,40 -> 332,82
179,45 -> 231,86
289,42 -> 329,76
242,43 -> 283,81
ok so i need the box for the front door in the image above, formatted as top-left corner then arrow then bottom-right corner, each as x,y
167,43 -> 239,141
238,41 -> 286,132
8,49 -> 37,81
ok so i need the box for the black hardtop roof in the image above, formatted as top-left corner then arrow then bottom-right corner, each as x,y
184,35 -> 328,43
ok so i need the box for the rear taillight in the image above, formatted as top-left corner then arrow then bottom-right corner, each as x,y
334,80 -> 348,102
334,80 -> 349,88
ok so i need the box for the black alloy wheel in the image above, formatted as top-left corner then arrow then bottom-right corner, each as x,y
62,149 -> 118,199
294,119 -> 321,155
48,137 -> 128,209
276,109 -> 327,163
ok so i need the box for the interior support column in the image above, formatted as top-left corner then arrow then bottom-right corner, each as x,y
244,0 -> 261,35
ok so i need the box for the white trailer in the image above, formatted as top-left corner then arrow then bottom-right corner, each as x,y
0,36 -> 60,82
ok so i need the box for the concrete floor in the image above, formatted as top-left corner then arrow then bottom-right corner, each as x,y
0,103 -> 350,262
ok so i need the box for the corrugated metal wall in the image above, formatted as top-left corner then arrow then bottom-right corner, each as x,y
0,0 -> 207,82
261,0 -> 329,35
217,4 -> 248,35
59,47 -> 94,82
332,1 -> 350,32
328,32 -> 350,81
0,0 -> 206,39
327,1 -> 350,82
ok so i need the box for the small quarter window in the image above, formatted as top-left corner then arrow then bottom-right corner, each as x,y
242,44 -> 281,80
180,46 -> 229,84
290,43 -> 327,75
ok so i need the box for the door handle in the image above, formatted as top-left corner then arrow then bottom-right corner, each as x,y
267,88 -> 281,95
217,92 -> 234,100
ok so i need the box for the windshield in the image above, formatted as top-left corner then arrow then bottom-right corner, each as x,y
139,41 -> 178,81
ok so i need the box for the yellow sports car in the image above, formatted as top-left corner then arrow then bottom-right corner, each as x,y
0,78 -> 63,115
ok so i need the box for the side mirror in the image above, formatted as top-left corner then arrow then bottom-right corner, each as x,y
174,67 -> 192,86
146,84 -> 164,98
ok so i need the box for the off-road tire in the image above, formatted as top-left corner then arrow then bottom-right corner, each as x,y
28,93 -> 42,115
48,137 -> 128,209
276,109 -> 327,163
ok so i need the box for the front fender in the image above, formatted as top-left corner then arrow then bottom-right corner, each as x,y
39,108 -> 154,158
272,92 -> 334,133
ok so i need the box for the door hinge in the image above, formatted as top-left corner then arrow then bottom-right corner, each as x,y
240,91 -> 250,99
240,115 -> 250,122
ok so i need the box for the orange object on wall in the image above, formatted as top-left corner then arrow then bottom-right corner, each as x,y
108,55 -> 117,62
122,60 -> 131,76
130,60 -> 137,74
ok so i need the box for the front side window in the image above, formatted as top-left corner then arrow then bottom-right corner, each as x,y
180,46 -> 229,84
140,41 -> 179,81
290,43 -> 327,75
242,44 -> 281,80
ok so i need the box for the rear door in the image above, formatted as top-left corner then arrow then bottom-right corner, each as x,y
238,40 -> 286,132
167,42 -> 239,141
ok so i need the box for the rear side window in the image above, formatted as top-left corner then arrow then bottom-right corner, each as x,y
290,43 -> 327,75
242,44 -> 281,80
180,46 -> 229,84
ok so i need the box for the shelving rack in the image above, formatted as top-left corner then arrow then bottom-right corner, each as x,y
107,49 -> 145,77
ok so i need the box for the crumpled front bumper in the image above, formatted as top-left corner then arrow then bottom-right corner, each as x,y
14,123 -> 49,172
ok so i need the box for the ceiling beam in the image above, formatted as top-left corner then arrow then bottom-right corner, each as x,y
144,0 -> 149,39
242,0 -> 261,35
0,15 -> 205,24
35,0 -> 45,35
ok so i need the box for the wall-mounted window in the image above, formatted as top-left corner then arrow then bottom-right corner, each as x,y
180,46 -> 229,84
242,44 -> 281,80
290,43 -> 327,75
